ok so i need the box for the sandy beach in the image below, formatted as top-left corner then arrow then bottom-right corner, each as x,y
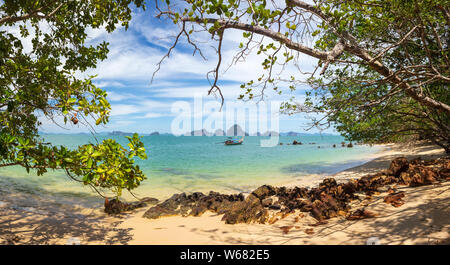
0,142 -> 448,245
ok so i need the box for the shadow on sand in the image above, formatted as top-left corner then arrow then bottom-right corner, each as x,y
0,189 -> 134,245
186,182 -> 449,245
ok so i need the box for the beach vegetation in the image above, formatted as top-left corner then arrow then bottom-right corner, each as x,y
0,0 -> 148,198
155,0 -> 449,152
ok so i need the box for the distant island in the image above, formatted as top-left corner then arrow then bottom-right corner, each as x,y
38,129 -> 339,137
109,131 -> 136,136
186,124 -> 326,137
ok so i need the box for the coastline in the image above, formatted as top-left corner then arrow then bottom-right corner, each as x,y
0,142 -> 448,245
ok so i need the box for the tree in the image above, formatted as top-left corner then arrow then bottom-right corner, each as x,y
154,0 -> 449,152
0,0 -> 148,198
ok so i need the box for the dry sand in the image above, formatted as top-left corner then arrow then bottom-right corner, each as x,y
0,142 -> 448,245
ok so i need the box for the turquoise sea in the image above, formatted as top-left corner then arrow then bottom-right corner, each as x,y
0,134 -> 381,208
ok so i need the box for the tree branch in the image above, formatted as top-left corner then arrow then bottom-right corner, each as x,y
177,16 -> 329,60
0,2 -> 63,25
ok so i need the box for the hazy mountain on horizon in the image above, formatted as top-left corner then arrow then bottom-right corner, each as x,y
190,129 -> 213,136
38,128 -> 338,137
226,124 -> 249,136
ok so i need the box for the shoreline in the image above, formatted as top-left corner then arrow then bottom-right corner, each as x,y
0,142 -> 448,245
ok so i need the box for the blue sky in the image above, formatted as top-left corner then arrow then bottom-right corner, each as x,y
38,2 -> 337,135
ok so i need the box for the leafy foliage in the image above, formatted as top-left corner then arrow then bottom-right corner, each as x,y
0,0 -> 148,198
306,0 -> 449,149
156,0 -> 449,151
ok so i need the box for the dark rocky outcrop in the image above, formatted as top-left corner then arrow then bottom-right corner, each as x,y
140,156 -> 449,224
261,197 -> 273,207
142,191 -> 244,219
388,157 -> 409,176
384,191 -> 405,207
251,185 -> 277,200
105,197 -> 159,215
142,205 -> 178,219
221,194 -> 268,224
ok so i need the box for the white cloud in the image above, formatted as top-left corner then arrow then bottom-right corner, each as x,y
81,9 -> 320,89
109,94 -> 171,116
142,112 -> 166,118
106,91 -> 137,101
109,104 -> 142,116
94,81 -> 125,88
36,6 -> 331,133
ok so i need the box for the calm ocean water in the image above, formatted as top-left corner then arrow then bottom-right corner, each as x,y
0,134 -> 381,207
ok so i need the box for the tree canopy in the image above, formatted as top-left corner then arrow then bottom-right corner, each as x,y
0,0 -> 148,198
155,0 -> 449,152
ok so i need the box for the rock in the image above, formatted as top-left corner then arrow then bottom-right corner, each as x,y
398,164 -> 440,187
292,140 -> 302,145
409,165 -> 438,186
280,226 -> 294,234
298,200 -> 313,212
388,157 -> 409,177
356,173 -> 388,194
142,156 -> 448,225
190,205 -> 208,216
341,181 -> 358,195
143,191 -> 244,219
251,185 -> 276,200
221,194 -> 268,224
346,209 -> 377,220
261,197 -> 273,207
334,182 -> 358,202
384,175 -> 400,185
104,198 -> 152,215
310,196 -> 338,221
384,191 -> 405,207
347,142 -> 353,148
268,204 -> 281,210
142,205 -> 178,219
319,178 -> 337,192
439,167 -> 450,180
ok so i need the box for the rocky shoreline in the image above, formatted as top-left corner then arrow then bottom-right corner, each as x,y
127,156 -> 450,225
2,143 -> 447,245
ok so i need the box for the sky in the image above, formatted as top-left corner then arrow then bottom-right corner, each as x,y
37,2 -> 338,135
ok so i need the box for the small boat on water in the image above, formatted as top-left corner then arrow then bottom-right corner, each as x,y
224,136 -> 244,145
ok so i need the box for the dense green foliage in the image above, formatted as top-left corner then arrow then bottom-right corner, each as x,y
156,0 -> 449,151
0,0 -> 147,198
306,0 -> 449,150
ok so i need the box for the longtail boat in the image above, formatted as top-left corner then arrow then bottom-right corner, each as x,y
224,136 -> 244,145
